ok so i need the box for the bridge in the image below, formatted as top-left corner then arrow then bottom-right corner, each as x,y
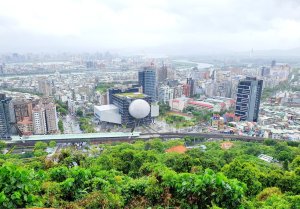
6,132 -> 271,147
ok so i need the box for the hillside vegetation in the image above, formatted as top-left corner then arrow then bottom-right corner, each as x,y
0,138 -> 299,208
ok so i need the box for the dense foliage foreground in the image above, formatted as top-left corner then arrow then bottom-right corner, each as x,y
0,138 -> 299,208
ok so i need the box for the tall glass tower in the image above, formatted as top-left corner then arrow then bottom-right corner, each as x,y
235,77 -> 263,122
0,94 -> 12,139
138,67 -> 157,102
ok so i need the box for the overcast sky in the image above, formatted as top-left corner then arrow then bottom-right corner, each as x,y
0,0 -> 300,54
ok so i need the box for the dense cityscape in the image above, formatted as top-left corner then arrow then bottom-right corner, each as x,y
1,0 -> 300,208
0,50 -> 300,209
0,53 -> 299,140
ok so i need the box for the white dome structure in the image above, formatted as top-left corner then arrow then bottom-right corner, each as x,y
129,99 -> 150,119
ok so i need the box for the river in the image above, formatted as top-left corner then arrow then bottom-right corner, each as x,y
173,59 -> 213,69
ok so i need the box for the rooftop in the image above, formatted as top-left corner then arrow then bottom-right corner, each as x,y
94,104 -> 118,111
17,117 -> 32,125
258,154 -> 274,163
188,100 -> 214,109
221,142 -> 234,150
165,145 -> 188,154
115,92 -> 147,99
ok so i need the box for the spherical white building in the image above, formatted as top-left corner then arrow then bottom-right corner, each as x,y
129,99 -> 151,119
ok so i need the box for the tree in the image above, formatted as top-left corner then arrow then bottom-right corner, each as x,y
59,167 -> 92,201
158,102 -> 170,116
76,109 -> 83,117
58,120 -> 64,133
0,163 -> 42,208
290,156 -> 300,170
257,187 -> 282,201
0,141 -> 6,152
59,108 -> 68,116
0,135 -> 299,208
34,149 -> 47,157
277,150 -> 293,162
34,142 -> 48,150
164,152 -> 195,172
49,141 -> 57,148
144,139 -> 165,152
222,159 -> 262,196
283,160 -> 289,171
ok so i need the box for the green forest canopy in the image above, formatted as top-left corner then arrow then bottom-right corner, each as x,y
0,138 -> 299,208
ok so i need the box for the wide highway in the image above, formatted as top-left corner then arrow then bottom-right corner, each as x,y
6,132 -> 272,147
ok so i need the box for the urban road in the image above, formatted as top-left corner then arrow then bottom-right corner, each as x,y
7,132 -> 271,147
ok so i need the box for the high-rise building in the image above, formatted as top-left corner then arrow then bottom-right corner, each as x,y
32,99 -> 58,135
45,103 -> 58,134
0,94 -> 12,139
260,67 -> 270,77
173,85 -> 184,98
187,78 -> 195,97
158,85 -> 174,103
138,67 -> 156,101
235,77 -> 263,122
183,84 -> 191,97
32,104 -> 47,135
157,65 -> 168,83
38,79 -> 53,96
271,60 -> 276,68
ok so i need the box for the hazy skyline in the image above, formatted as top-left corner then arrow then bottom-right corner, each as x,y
1,0 -> 300,54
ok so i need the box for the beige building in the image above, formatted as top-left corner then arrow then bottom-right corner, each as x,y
38,79 -> 53,96
45,103 -> 58,134
32,100 -> 58,135
32,104 -> 47,134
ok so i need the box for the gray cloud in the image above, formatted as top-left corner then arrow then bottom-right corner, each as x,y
0,0 -> 300,54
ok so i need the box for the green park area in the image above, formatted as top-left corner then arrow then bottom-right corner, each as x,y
165,112 -> 196,128
95,83 -> 115,93
160,103 -> 213,128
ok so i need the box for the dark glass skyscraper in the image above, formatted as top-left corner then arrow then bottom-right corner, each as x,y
0,94 -> 12,139
187,78 -> 195,96
138,67 -> 156,101
235,77 -> 263,122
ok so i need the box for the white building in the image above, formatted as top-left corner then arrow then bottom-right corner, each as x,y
32,101 -> 58,135
32,105 -> 47,135
258,154 -> 274,163
151,103 -> 159,117
158,85 -> 174,103
169,97 -> 191,112
94,105 -> 122,124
